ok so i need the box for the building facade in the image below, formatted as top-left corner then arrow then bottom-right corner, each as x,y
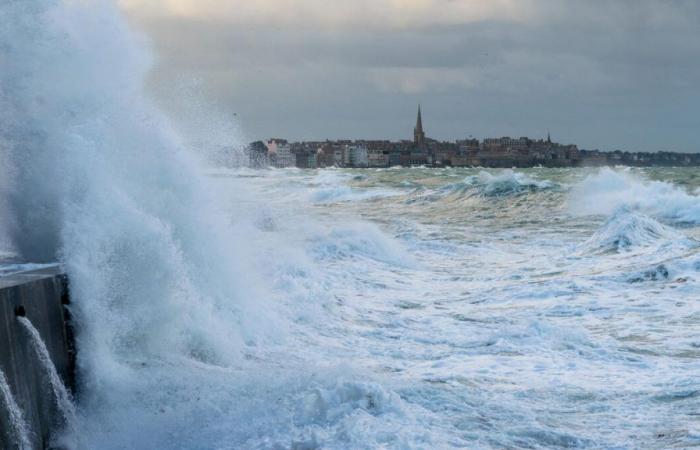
265,138 -> 295,167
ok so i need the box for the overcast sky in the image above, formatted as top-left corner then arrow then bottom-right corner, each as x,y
120,0 -> 700,152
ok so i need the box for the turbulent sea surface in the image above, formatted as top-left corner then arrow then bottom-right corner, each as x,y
197,166 -> 700,449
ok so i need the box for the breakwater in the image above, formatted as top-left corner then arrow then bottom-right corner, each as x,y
0,266 -> 74,449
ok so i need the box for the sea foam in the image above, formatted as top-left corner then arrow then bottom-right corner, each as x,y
569,167 -> 700,223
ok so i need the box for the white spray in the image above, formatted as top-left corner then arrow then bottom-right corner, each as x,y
0,0 -> 278,446
569,167 -> 700,223
0,369 -> 31,450
18,316 -> 77,443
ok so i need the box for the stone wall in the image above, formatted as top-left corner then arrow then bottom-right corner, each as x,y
0,266 -> 74,449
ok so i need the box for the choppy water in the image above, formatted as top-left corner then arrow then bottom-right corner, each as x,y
1,0 -> 700,448
196,166 -> 700,449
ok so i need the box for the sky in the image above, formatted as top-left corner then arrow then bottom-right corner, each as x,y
119,0 -> 700,152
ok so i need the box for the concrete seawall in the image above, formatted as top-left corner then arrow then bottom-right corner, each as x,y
0,266 -> 74,449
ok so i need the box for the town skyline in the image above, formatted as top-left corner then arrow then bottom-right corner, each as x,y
239,105 -> 700,169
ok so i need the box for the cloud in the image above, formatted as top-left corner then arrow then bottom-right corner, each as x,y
368,67 -> 478,94
120,0 -> 700,152
120,0 -> 532,29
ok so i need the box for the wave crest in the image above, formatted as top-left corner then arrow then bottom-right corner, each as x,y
309,170 -> 400,203
437,170 -> 556,198
580,208 -> 691,254
569,168 -> 700,224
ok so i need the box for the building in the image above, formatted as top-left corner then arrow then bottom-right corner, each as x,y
413,105 -> 426,147
295,150 -> 317,168
265,138 -> 295,167
482,137 -> 529,153
317,143 -> 340,167
333,146 -> 346,167
368,148 -> 390,167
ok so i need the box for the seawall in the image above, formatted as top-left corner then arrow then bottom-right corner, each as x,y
0,265 -> 74,449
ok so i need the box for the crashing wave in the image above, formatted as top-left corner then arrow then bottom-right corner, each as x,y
437,170 -> 556,198
580,208 -> 693,254
299,381 -> 403,423
310,222 -> 416,268
471,170 -> 555,196
569,168 -> 700,224
309,170 -> 400,203
311,186 -> 399,203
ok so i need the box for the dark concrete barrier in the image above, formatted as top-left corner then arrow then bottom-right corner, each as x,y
0,266 -> 74,449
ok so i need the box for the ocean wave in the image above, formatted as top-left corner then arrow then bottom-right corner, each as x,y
470,170 -> 556,196
308,170 -> 401,203
625,246 -> 700,284
569,168 -> 700,224
579,208 -> 692,254
242,376 -> 444,450
626,264 -> 671,283
310,170 -> 354,185
436,170 -> 556,198
310,222 -> 416,268
311,186 -> 400,203
298,381 -> 403,424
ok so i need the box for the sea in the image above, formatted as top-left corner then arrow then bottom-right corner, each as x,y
1,1 -> 700,449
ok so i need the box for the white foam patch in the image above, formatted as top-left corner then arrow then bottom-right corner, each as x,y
308,170 -> 401,203
310,221 -> 417,268
569,167 -> 700,223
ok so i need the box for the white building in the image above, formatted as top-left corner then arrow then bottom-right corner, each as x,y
266,139 -> 295,167
368,148 -> 389,167
483,137 -> 529,152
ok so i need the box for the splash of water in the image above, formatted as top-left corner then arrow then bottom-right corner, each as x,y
18,316 -> 76,442
0,369 -> 31,450
579,208 -> 693,254
569,167 -> 700,222
0,0 -> 279,446
433,169 -> 556,198
470,169 -> 555,196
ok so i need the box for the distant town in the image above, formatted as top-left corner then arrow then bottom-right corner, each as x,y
241,106 -> 700,169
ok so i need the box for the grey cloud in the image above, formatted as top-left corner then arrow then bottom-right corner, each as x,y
127,0 -> 700,152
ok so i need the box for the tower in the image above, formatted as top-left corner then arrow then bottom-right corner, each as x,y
414,105 -> 426,146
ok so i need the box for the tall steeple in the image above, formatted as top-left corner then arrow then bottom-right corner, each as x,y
414,104 -> 425,146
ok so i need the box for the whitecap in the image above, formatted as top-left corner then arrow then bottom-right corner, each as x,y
569,167 -> 700,223
579,208 -> 693,254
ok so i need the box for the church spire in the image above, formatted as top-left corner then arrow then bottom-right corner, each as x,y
414,104 -> 425,146
416,105 -> 423,132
